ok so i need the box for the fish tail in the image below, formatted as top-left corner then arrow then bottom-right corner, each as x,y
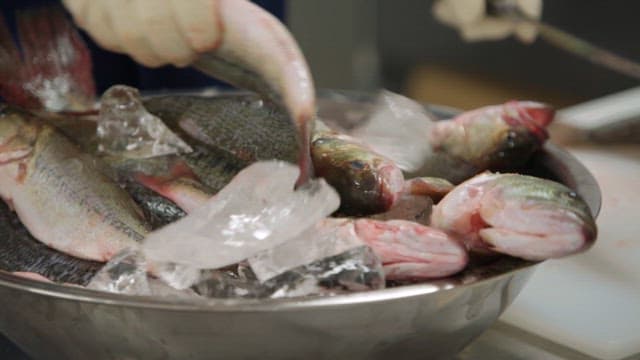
0,5 -> 96,111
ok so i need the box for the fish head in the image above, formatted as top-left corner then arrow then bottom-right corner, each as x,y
312,132 -> 404,215
432,101 -> 554,172
432,173 -> 597,261
480,174 -> 597,255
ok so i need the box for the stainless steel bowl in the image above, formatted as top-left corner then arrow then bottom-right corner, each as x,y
0,91 -> 601,360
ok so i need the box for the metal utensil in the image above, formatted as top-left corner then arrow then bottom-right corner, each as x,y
488,0 -> 640,81
0,90 -> 601,360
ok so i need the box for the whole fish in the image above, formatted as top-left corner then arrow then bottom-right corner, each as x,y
0,200 -> 101,285
26,115 -> 195,227
0,107 -> 149,261
431,172 -> 597,260
411,101 -> 555,183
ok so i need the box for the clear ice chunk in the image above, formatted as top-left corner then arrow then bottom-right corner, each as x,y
97,85 -> 192,158
87,248 -> 151,295
248,218 -> 364,282
268,246 -> 385,298
193,264 -> 273,299
142,161 -> 341,271
195,247 -> 385,299
349,90 -> 434,172
147,279 -> 201,300
87,249 -> 203,300
153,262 -> 202,290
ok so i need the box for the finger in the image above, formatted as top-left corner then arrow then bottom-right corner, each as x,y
515,23 -> 538,43
168,0 -> 222,53
517,0 -> 543,19
62,0 -> 90,28
102,0 -> 165,67
83,1 -> 124,52
432,0 -> 485,27
135,0 -> 197,67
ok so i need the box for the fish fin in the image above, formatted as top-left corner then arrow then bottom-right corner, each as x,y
134,161 -> 212,213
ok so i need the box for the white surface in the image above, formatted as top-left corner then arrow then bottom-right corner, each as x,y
500,145 -> 640,360
558,87 -> 640,130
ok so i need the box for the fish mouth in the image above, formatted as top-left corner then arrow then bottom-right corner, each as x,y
502,101 -> 553,143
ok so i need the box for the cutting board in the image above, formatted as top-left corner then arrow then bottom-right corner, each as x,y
500,145 -> 640,360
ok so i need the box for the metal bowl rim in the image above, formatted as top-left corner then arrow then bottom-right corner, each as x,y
0,259 -> 537,312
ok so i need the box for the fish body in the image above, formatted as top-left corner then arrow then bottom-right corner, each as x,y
0,194 -> 101,285
0,108 -> 149,261
431,172 -> 597,260
119,179 -> 187,230
143,95 -> 299,165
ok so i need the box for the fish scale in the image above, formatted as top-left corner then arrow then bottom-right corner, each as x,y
0,108 -> 150,262
182,145 -> 249,193
28,127 -> 149,243
0,200 -> 101,285
143,95 -> 299,165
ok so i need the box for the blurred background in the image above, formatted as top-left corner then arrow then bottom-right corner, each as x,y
287,0 -> 640,110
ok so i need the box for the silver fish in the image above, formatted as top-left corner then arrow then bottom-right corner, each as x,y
0,107 -> 149,261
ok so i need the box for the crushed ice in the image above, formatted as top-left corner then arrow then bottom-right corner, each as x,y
195,246 -> 384,299
344,90 -> 434,172
248,218 -> 364,282
87,248 -> 150,295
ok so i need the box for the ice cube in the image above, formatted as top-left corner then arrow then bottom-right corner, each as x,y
153,262 -> 202,290
267,246 -> 385,298
193,265 -> 272,299
97,85 -> 192,158
349,90 -> 434,172
147,279 -> 201,300
248,218 -> 364,282
142,161 -> 341,270
195,247 -> 385,299
87,248 -> 150,295
87,249 -> 204,299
